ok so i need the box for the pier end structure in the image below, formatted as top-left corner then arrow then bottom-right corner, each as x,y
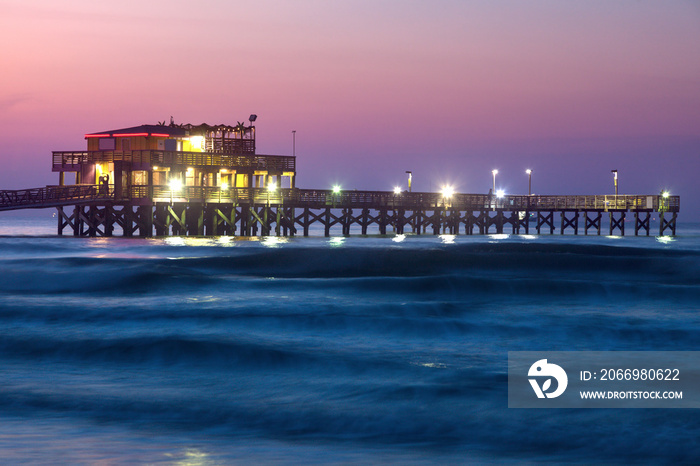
53,120 -> 296,201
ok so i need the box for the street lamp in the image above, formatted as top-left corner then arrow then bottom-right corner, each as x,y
332,184 -> 341,195
611,170 -> 618,196
526,169 -> 532,196
393,186 -> 402,195
405,171 -> 412,192
492,169 -> 498,193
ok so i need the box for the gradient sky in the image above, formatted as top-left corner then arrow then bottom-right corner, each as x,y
2,0 -> 699,218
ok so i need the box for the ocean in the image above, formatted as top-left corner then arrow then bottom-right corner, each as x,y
0,214 -> 699,464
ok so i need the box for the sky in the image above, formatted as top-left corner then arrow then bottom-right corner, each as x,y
1,0 -> 699,218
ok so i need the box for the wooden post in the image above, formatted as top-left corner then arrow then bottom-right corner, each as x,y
609,211 -> 625,236
634,212 -> 650,236
324,207 -> 331,237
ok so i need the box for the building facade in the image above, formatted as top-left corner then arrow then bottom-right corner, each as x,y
52,119 -> 296,203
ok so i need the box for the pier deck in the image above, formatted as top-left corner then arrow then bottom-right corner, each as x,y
0,185 -> 680,237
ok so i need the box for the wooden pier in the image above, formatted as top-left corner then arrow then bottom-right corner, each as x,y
0,119 -> 681,237
0,185 -> 680,237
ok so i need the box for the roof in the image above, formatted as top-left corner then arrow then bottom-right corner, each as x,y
85,125 -> 188,139
84,122 -> 254,139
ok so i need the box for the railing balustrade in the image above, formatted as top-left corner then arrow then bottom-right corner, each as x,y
52,150 -> 296,172
0,184 -> 680,213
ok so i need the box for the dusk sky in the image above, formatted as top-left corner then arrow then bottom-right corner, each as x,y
2,1 -> 699,218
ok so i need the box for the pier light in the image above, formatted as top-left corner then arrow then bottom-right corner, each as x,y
267,180 -> 277,192
496,189 -> 505,199
169,179 -> 183,191
526,169 -> 532,196
189,136 -> 204,150
492,169 -> 498,193
441,185 -> 454,198
662,191 -> 670,199
611,169 -> 618,195
169,178 -> 183,204
332,185 -> 341,194
393,186 -> 402,195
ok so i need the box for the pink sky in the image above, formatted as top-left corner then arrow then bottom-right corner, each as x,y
1,1 -> 699,217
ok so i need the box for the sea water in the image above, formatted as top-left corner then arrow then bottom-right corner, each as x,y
0,215 -> 699,464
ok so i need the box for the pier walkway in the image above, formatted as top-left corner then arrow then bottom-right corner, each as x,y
0,185 -> 680,237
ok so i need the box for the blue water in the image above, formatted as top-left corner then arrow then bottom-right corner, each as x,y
0,215 -> 699,464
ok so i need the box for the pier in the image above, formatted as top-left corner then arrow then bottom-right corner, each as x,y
0,119 -> 680,237
0,185 -> 679,237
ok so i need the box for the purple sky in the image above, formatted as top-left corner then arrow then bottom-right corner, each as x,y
1,1 -> 699,218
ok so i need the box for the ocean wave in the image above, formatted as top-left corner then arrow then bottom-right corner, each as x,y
0,243 -> 697,304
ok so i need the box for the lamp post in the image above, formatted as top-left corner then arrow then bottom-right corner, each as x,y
526,169 -> 532,196
492,169 -> 498,193
612,170 -> 618,196
405,171 -> 412,192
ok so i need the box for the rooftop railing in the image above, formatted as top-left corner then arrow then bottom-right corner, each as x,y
52,150 -> 296,172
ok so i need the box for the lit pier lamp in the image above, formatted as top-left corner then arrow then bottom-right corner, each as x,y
526,169 -> 532,196
393,186 -> 402,195
612,169 -> 618,196
267,180 -> 277,205
331,184 -> 341,208
219,182 -> 229,203
661,190 -> 671,211
496,189 -> 505,199
169,178 -> 183,204
492,169 -> 498,193
441,185 -> 454,208
405,171 -> 412,192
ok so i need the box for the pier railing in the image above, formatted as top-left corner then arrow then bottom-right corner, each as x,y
149,187 -> 680,212
52,150 -> 296,172
0,185 -> 111,211
0,184 -> 680,213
